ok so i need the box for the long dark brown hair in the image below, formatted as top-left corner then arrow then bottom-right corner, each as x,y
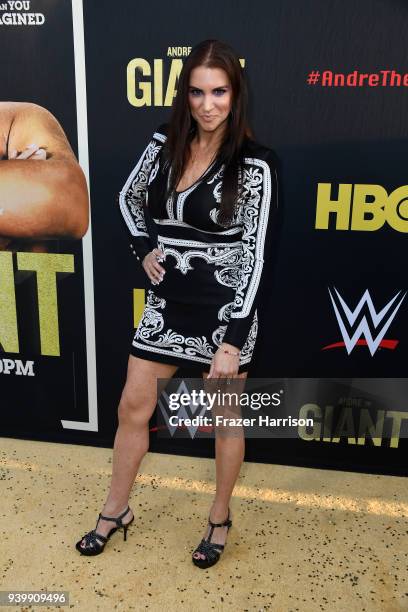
165,39 -> 252,226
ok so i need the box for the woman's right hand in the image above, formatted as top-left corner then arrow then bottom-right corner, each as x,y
142,248 -> 166,285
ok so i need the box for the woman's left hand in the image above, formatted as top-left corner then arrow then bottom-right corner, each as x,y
207,342 -> 240,379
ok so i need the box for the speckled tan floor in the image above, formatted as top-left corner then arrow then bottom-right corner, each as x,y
0,437 -> 407,612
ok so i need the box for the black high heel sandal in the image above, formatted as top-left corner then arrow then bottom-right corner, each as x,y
75,505 -> 134,556
192,508 -> 232,569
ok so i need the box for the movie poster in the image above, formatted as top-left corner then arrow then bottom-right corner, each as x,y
0,0 -> 95,437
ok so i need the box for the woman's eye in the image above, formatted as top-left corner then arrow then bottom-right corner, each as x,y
189,89 -> 201,96
214,89 -> 226,96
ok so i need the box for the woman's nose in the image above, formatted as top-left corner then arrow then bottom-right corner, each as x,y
202,95 -> 214,112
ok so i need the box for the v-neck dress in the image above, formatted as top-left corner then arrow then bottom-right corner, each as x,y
118,124 -> 279,372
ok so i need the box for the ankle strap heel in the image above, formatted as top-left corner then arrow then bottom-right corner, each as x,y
99,505 -> 134,542
207,511 -> 232,543
192,508 -> 232,569
99,505 -> 131,529
76,505 -> 134,556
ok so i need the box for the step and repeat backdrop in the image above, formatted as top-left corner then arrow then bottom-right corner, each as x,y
1,0 -> 407,475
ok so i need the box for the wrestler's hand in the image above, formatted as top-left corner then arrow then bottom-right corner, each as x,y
142,247 -> 166,285
208,343 -> 240,379
8,143 -> 47,160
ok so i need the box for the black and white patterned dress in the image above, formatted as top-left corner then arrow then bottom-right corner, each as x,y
118,124 -> 279,372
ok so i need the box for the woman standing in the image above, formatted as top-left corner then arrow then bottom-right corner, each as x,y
76,39 -> 279,568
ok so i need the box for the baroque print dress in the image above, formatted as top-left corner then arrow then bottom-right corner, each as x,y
119,124 -> 278,373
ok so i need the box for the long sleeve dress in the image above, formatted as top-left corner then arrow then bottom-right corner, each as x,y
118,124 -> 279,373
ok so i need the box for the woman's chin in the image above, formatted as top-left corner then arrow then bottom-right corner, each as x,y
198,122 -> 216,132
197,120 -> 226,133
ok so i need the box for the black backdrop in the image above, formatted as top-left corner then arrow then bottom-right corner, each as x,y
2,0 -> 407,476
82,0 -> 407,474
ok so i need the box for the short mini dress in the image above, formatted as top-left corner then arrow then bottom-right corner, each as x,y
118,124 -> 279,373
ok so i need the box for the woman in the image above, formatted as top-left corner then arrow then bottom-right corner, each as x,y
76,39 -> 279,568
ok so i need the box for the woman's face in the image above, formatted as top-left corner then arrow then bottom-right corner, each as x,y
188,66 -> 232,134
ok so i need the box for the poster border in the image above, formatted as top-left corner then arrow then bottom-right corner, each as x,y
61,0 -> 98,431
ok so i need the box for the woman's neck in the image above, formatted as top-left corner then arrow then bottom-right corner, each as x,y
194,122 -> 227,153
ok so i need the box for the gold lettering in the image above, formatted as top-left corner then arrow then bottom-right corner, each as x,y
298,403 -> 322,440
315,183 -> 352,230
154,59 -> 163,106
0,252 -> 19,353
128,56 -> 247,107
133,288 -> 145,328
386,411 -> 408,448
351,184 -> 387,231
357,409 -> 384,446
164,59 -> 183,106
127,58 -> 152,107
331,407 -> 356,443
17,253 -> 74,357
386,185 -> 408,232
322,405 -> 334,441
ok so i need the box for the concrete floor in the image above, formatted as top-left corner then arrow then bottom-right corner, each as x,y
0,437 -> 407,612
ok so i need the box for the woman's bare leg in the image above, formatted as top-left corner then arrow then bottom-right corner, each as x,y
78,355 -> 178,549
193,371 -> 247,560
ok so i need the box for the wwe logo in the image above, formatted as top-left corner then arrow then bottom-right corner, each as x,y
157,380 -> 209,438
326,287 -> 406,356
